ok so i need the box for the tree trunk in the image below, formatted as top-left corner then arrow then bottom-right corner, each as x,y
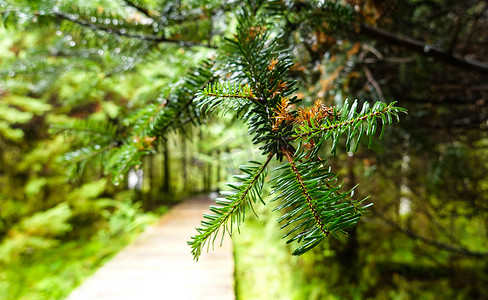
162,140 -> 170,194
181,133 -> 189,192
205,151 -> 212,192
216,150 -> 221,189
199,129 -> 207,192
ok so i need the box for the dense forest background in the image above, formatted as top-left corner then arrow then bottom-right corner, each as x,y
1,0 -> 488,299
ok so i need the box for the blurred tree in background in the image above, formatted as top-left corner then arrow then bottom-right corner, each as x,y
1,0 -> 487,299
0,0 -> 225,298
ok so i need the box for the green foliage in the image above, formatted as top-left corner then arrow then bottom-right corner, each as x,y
2,0 -> 486,298
0,203 -> 72,263
0,179 -> 111,265
96,197 -> 157,239
19,203 -> 73,237
0,189 -> 157,299
54,59 -> 215,184
188,3 -> 406,259
189,159 -> 269,259
234,204 -> 483,300
0,235 -> 59,263
0,94 -> 52,141
271,153 -> 366,255
293,100 -> 407,155
233,204 -> 311,300
0,220 -> 154,300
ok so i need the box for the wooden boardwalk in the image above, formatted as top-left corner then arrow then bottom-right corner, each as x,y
67,197 -> 234,300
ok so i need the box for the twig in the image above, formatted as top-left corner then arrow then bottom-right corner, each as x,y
373,209 -> 488,258
53,11 -> 216,49
282,148 -> 330,236
122,0 -> 157,19
360,23 -> 488,74
363,65 -> 385,101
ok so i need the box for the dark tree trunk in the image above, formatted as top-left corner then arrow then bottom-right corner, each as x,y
148,154 -> 153,187
205,151 -> 212,192
181,133 -> 189,192
199,129 -> 207,192
216,150 -> 221,188
162,140 -> 170,194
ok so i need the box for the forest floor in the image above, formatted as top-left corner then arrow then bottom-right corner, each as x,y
66,196 -> 234,300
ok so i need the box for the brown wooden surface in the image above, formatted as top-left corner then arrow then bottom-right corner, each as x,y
67,196 -> 234,300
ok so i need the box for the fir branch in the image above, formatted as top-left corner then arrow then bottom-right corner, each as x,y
291,100 -> 407,154
57,120 -> 120,175
294,103 -> 387,138
122,0 -> 156,19
127,60 -> 215,141
50,119 -> 118,142
189,153 -> 274,260
127,103 -> 165,139
157,75 -> 216,134
283,148 -> 330,237
158,95 -> 196,132
271,153 -> 367,255
106,143 -> 148,183
52,10 -> 215,49
189,3 -> 405,258
64,142 -> 117,165
198,82 -> 264,114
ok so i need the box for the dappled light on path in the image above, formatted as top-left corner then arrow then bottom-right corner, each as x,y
67,197 -> 234,300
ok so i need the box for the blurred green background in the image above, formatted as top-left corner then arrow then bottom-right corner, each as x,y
1,1 -> 488,299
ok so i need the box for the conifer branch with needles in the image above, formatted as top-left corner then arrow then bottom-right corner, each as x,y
271,149 -> 366,255
54,60 -> 215,184
43,0 -> 406,259
189,154 -> 274,260
52,10 -> 216,49
188,3 -> 407,260
290,100 -> 407,154
282,149 -> 330,237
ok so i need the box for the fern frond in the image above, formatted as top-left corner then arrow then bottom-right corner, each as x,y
293,100 -> 407,155
188,154 -> 273,260
272,150 -> 368,255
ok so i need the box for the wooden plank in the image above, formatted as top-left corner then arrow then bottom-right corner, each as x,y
67,197 -> 234,300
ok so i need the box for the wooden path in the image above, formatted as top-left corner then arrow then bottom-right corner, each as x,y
67,196 -> 234,300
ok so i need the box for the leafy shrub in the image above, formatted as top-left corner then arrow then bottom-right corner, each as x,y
96,195 -> 156,239
0,203 -> 72,263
